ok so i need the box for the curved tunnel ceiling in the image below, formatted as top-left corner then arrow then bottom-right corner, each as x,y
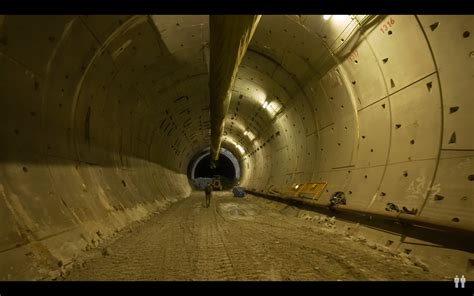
0,15 -> 472,279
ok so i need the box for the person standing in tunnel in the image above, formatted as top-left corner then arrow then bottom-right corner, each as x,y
204,183 -> 213,208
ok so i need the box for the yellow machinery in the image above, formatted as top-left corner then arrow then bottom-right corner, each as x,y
287,182 -> 327,200
211,175 -> 223,191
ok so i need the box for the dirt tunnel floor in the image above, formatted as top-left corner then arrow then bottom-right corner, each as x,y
65,191 -> 444,281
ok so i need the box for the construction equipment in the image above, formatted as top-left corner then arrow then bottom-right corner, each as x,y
287,182 -> 327,200
211,175 -> 223,191
232,186 -> 245,198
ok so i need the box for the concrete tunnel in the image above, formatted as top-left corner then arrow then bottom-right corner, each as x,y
0,15 -> 473,281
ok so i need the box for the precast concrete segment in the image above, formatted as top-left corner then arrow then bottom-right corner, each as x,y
0,15 -> 472,279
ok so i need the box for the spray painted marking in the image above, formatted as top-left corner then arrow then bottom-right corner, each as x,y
457,158 -> 471,171
406,175 -> 426,200
380,17 -> 396,34
348,49 -> 358,63
406,174 -> 441,203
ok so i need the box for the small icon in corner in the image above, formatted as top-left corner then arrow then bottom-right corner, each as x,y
460,275 -> 466,289
455,275 -> 467,288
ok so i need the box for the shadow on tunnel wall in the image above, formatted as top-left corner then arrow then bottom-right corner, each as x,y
0,15 -> 202,169
0,15 -> 209,279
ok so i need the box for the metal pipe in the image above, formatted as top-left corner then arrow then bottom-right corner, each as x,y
209,15 -> 261,161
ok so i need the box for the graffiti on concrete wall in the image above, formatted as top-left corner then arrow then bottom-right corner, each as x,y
406,173 -> 441,204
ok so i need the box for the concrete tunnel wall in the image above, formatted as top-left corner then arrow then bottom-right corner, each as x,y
0,15 -> 472,279
238,15 -> 473,228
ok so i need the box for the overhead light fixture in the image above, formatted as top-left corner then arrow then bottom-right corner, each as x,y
262,101 -> 269,109
244,131 -> 248,136
254,90 -> 267,105
246,131 -> 255,141
235,144 -> 245,154
264,100 -> 282,117
226,137 -> 246,155
323,15 -> 331,21
332,15 -> 350,24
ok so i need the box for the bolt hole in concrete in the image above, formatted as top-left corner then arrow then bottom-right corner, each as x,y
468,175 -> 474,181
452,217 -> 460,222
449,106 -> 459,113
449,132 -> 457,144
426,82 -> 433,91
410,139 -> 415,145
429,22 -> 439,31
390,79 -> 395,88
22,166 -> 28,173
121,180 -> 127,187
434,195 -> 444,201
388,30 -> 393,35
463,31 -> 470,38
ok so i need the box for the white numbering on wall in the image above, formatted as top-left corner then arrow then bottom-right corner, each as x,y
457,158 -> 471,171
427,183 -> 441,199
406,175 -> 441,204
407,175 -> 426,200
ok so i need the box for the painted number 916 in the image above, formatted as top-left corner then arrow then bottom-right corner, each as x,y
380,17 -> 396,34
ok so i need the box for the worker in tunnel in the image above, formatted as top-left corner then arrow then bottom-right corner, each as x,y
204,182 -> 213,208
1,14 -> 472,282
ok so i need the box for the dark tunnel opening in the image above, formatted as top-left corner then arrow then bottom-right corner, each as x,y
189,151 -> 240,190
0,14 -> 472,281
194,154 -> 236,180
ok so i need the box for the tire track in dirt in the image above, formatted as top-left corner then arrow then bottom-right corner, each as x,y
65,191 -> 441,281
